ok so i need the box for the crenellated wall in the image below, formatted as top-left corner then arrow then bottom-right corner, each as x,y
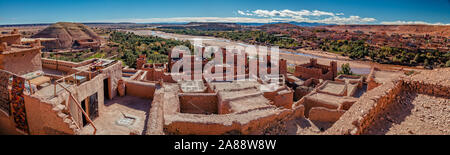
294,59 -> 337,81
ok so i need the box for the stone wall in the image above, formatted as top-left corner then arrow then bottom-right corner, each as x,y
325,68 -> 450,135
324,79 -> 403,135
145,86 -> 165,135
402,80 -> 450,98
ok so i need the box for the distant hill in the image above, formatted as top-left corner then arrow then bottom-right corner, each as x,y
32,22 -> 103,49
159,22 -> 243,31
257,23 -> 302,30
321,25 -> 450,37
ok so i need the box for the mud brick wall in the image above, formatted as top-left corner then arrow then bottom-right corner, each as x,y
324,79 -> 404,135
366,67 -> 380,91
164,106 -> 305,135
0,48 -> 42,75
0,34 -> 21,45
295,66 -> 322,79
402,80 -> 450,98
24,94 -> 75,135
178,93 -> 218,114
145,87 -> 165,135
125,80 -> 156,99
309,107 -> 346,122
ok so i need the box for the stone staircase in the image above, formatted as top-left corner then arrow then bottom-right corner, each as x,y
50,101 -> 80,134
48,84 -> 97,135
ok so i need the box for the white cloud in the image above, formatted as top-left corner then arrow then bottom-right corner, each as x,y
237,10 -> 253,16
381,20 -> 450,25
236,9 -> 377,24
88,9 -> 448,25
247,9 -> 336,18
317,16 -> 377,24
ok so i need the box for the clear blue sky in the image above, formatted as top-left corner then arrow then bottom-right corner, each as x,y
0,0 -> 449,25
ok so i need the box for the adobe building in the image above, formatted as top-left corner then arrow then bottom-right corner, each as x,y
294,58 -> 337,81
0,30 -> 123,135
0,29 -> 43,75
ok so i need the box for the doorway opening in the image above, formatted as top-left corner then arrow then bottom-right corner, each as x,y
104,78 -> 110,101
81,99 -> 87,126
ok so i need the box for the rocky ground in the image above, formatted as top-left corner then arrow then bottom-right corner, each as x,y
365,92 -> 450,135
262,117 -> 334,135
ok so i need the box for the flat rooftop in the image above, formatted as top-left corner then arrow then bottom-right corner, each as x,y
179,81 -> 206,93
79,96 -> 152,135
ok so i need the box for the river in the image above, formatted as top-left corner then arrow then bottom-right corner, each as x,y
126,30 -> 373,75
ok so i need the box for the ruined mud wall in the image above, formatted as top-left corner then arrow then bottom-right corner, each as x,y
263,87 -> 294,109
164,105 -> 305,135
178,93 -> 218,114
153,83 -> 305,135
366,67 -> 380,91
324,79 -> 403,135
145,87 -> 165,135
325,69 -> 450,135
24,94 -> 75,135
402,80 -> 450,98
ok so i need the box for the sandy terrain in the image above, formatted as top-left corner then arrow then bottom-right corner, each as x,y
0,26 -> 48,37
263,117 -> 333,135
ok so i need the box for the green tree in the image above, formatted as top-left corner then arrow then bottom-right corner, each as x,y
338,63 -> 353,75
